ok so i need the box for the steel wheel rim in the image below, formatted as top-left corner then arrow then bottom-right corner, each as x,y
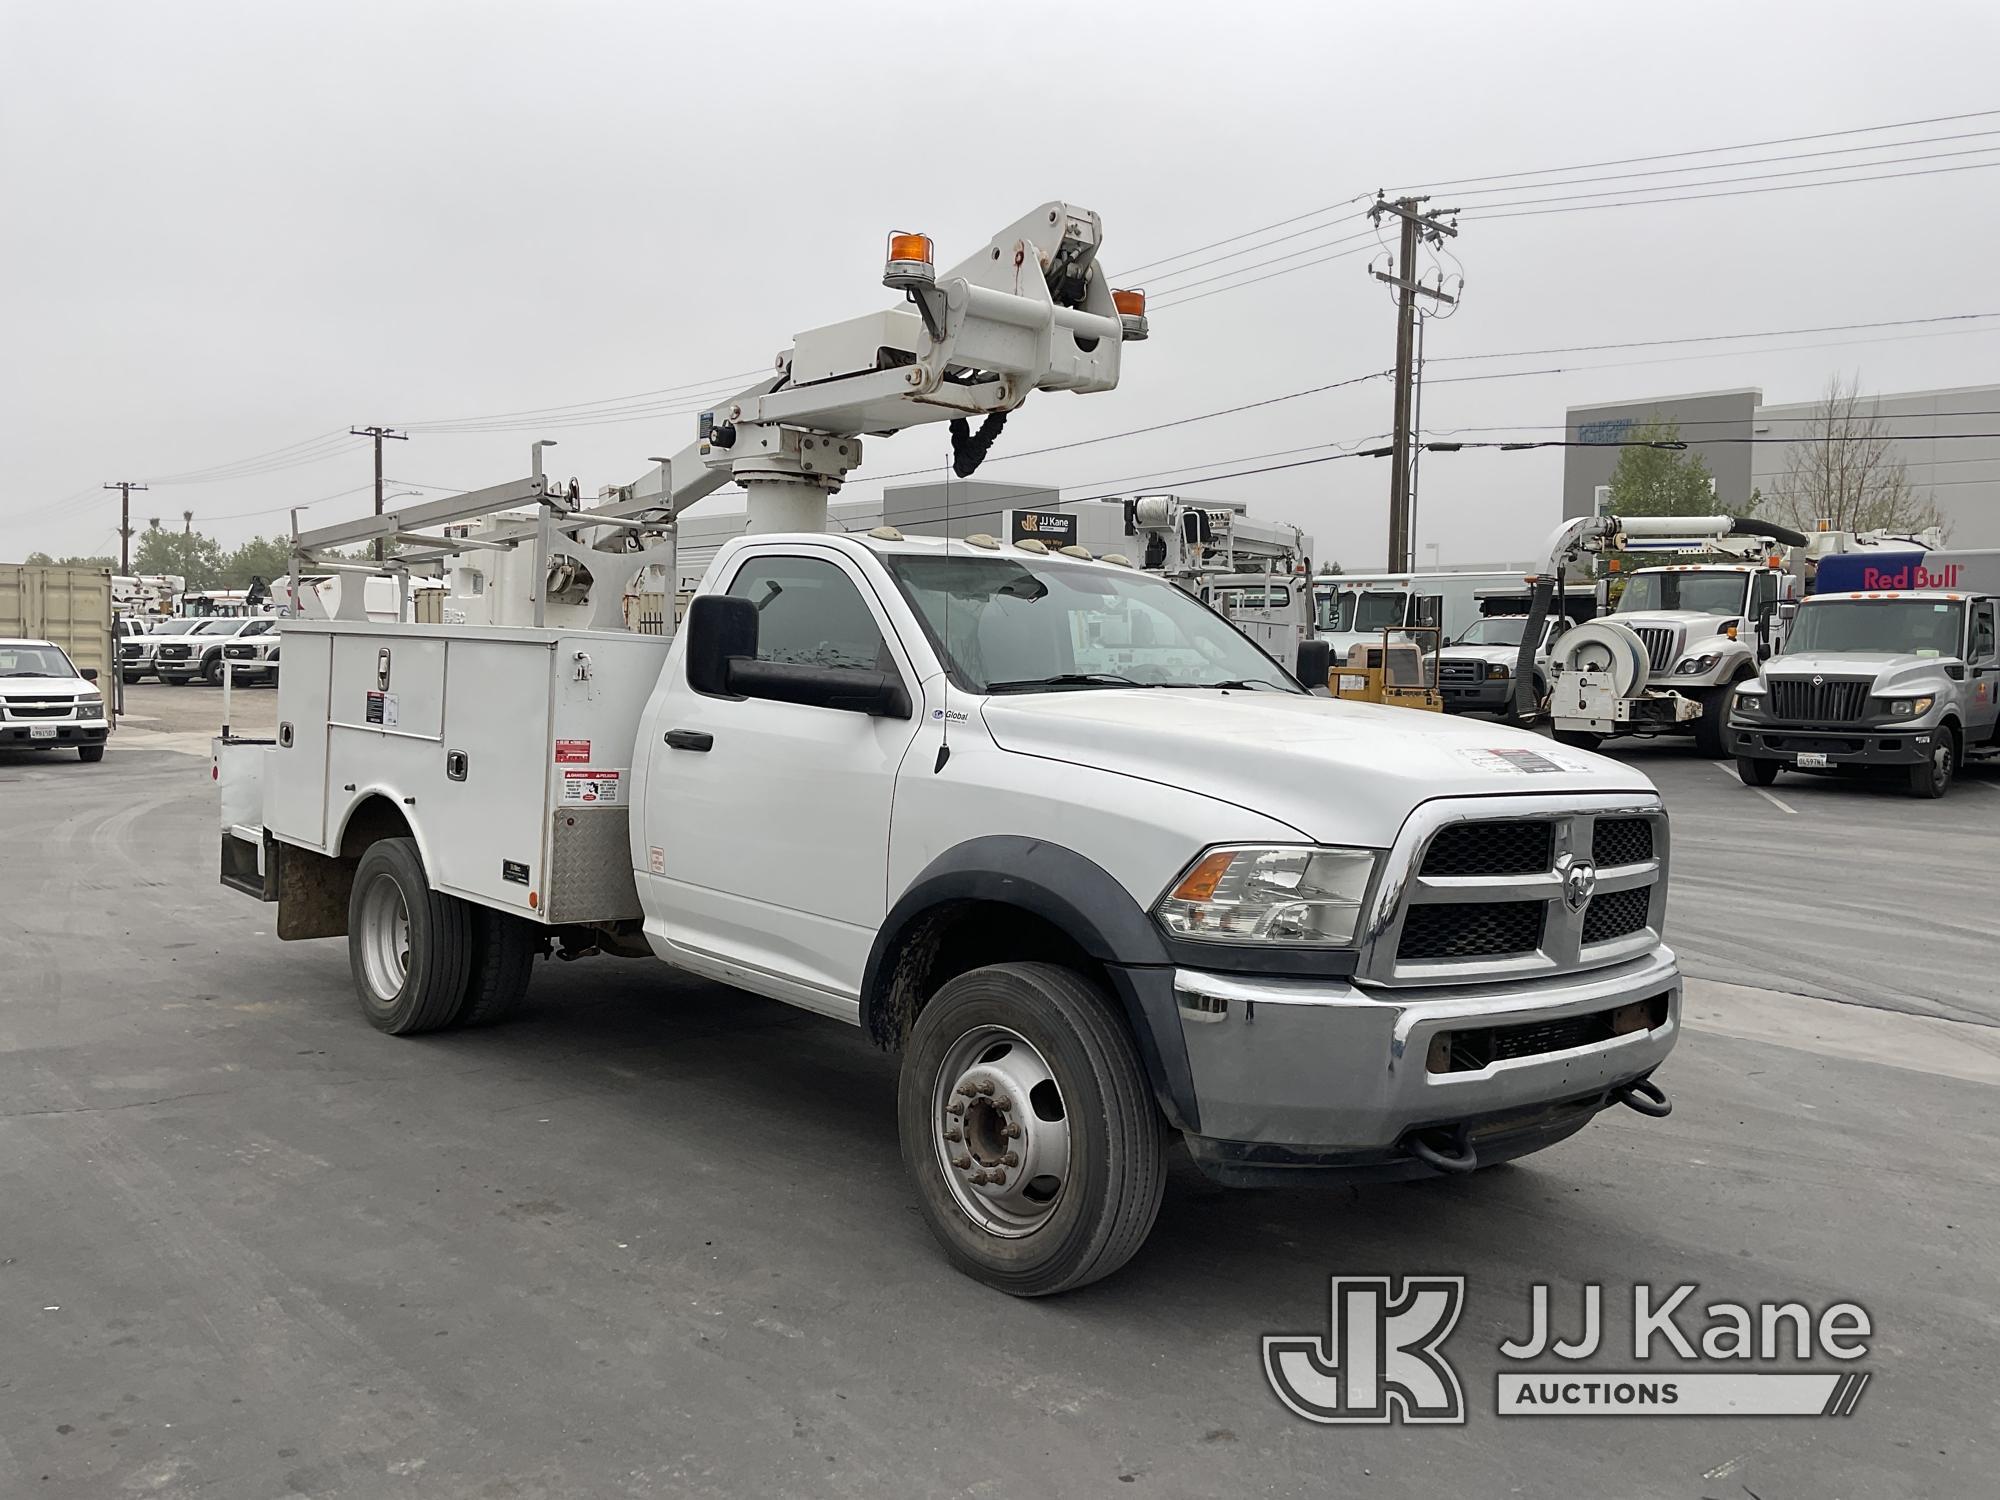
357,872 -> 411,1004
1934,742 -> 1953,785
931,1024 -> 1071,1238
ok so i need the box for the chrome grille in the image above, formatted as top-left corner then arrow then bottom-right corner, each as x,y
3,698 -> 75,719
1768,677 -> 1870,723
156,643 -> 192,660
1422,820 -> 1553,876
1631,626 -> 1680,675
223,643 -> 259,659
1582,886 -> 1653,945
1366,800 -> 1668,985
1398,902 -> 1544,961
1591,818 -> 1653,867
1438,659 -> 1481,684
119,642 -> 143,658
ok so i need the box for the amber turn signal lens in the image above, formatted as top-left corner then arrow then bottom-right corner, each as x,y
1112,288 -> 1146,317
1169,850 -> 1236,904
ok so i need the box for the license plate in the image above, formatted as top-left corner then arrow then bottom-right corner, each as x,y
1795,751 -> 1829,769
29,725 -> 57,740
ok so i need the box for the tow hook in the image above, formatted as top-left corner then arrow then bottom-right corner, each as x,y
1405,1124 -> 1479,1175
1612,1076 -> 1673,1118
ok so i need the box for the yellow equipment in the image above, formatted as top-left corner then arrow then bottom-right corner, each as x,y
1331,627 -> 1443,712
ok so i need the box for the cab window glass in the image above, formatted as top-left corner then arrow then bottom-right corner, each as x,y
725,555 -> 889,672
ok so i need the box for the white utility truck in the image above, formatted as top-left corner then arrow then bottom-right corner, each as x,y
215,205 -> 1681,1295
1540,518 -> 1811,753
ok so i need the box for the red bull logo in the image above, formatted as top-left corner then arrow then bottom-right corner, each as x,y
1859,562 -> 1962,590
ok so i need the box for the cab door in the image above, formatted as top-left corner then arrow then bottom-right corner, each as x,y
639,547 -> 924,1014
1968,600 -> 2000,741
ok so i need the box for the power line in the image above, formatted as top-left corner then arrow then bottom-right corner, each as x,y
1467,158 -> 2000,222
1432,312 -> 2000,363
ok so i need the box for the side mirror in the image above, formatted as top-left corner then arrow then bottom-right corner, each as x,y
1777,601 -> 1799,624
685,594 -> 757,696
1413,594 -> 1443,630
1296,638 -> 1333,690
80,667 -> 99,682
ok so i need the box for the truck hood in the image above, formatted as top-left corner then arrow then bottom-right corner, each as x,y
1440,644 -> 1525,667
978,690 -> 1656,847
1764,652 -> 1957,691
0,679 -> 94,699
1613,609 -> 1742,638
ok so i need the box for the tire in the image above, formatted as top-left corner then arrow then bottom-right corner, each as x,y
347,837 -> 473,1035
78,744 -> 105,763
1692,685 -> 1732,758
1736,756 -> 1779,787
201,654 -> 224,686
164,675 -> 189,687
122,673 -> 142,685
898,962 -> 1165,1297
1552,728 -> 1603,751
1909,727 -> 1959,799
454,906 -> 541,1027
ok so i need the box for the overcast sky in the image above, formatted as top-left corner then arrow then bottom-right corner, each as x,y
5,0 -> 1998,570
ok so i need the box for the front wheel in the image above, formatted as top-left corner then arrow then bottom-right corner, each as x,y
163,675 -> 188,687
899,962 -> 1165,1297
201,656 -> 225,686
1692,685 -> 1733,758
1736,756 -> 1779,787
78,744 -> 105,763
347,837 -> 473,1034
1909,729 -> 1958,799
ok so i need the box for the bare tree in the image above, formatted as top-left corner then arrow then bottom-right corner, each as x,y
1767,373 -> 1948,538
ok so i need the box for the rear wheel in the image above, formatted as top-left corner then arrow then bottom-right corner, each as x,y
899,962 -> 1165,1296
122,672 -> 142,685
347,837 -> 472,1034
1909,728 -> 1958,799
454,907 -> 541,1026
1552,728 -> 1603,751
201,654 -> 225,686
78,744 -> 105,763
164,675 -> 188,687
1736,756 -> 1779,787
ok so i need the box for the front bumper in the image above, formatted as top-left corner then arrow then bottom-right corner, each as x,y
1440,677 -> 1515,712
1730,722 -> 1935,766
2,721 -> 108,744
1172,946 -> 1679,1182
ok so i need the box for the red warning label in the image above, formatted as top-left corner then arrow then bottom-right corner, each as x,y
554,739 -> 591,764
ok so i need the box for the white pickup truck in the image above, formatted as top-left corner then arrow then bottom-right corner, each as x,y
216,532 -> 1681,1293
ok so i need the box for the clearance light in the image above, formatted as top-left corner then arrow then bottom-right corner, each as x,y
883,231 -> 936,293
1113,287 -> 1149,343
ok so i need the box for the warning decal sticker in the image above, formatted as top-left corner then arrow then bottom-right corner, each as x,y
1456,745 -> 1589,775
554,739 -> 591,764
559,767 -> 625,806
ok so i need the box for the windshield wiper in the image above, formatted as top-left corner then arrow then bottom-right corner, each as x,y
985,672 -> 1154,693
1186,678 -> 1289,692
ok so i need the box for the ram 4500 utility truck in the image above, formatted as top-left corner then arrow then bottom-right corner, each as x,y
1729,589 -> 2000,797
215,205 -> 1681,1294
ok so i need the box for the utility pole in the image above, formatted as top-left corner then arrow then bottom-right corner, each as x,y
1369,195 -> 1458,572
350,426 -> 408,562
104,482 -> 148,573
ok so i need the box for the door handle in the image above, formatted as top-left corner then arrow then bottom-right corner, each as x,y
665,729 -> 713,752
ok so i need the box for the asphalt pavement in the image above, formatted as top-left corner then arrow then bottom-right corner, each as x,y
2,691 -> 1996,1498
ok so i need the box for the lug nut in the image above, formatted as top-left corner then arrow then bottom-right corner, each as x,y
946,1101 -> 965,1117
969,1169 -> 990,1185
1001,1151 -> 1019,1167
956,1084 -> 976,1098
987,1171 -> 1007,1187
1004,1124 -> 1022,1140
943,1128 -> 962,1143
952,1155 -> 971,1170
992,1096 -> 1012,1112
973,1079 -> 994,1095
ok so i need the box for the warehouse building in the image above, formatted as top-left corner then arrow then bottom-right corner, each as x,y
1561,383 -> 2000,546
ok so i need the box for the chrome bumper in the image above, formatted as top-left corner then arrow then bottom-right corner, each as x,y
1174,946 -> 1679,1152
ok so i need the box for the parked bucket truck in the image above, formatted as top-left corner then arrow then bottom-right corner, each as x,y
214,205 -> 1681,1295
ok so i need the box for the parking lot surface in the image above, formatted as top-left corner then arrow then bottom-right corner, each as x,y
3,694 -> 1997,1498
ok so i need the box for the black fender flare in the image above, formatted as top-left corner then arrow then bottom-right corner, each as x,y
860,835 -> 1199,1131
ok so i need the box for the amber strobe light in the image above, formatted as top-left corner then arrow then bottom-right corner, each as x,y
884,231 -> 936,293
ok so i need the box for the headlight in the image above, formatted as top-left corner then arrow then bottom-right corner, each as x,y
1733,684 -> 1765,709
1886,695 -> 1935,718
1485,662 -> 1512,680
1673,654 -> 1721,676
1155,845 -> 1377,947
75,697 -> 104,720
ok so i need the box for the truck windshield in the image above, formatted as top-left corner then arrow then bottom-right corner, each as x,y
1616,572 -> 1747,616
0,645 -> 78,677
884,554 -> 1298,694
1332,589 -> 1407,633
1453,618 -> 1528,647
1784,599 -> 1965,657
